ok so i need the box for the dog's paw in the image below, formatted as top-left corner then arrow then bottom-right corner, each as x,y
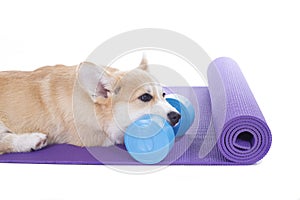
12,133 -> 48,152
31,133 -> 48,150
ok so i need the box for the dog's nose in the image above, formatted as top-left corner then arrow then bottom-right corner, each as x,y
167,111 -> 181,126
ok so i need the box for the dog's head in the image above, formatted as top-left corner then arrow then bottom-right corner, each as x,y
78,57 -> 180,140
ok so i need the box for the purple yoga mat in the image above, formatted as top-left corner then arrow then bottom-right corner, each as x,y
207,57 -> 272,164
0,57 -> 272,165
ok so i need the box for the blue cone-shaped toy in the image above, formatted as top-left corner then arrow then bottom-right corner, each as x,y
124,114 -> 175,164
124,94 -> 195,164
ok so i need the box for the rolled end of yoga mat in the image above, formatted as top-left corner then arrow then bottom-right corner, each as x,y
208,57 -> 272,164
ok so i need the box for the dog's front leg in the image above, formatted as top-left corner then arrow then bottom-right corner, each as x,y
0,121 -> 47,154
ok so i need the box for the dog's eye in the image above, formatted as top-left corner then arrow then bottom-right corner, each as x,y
162,92 -> 166,98
138,93 -> 153,102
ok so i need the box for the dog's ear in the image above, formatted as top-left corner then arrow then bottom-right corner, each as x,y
78,62 -> 115,102
137,54 -> 148,71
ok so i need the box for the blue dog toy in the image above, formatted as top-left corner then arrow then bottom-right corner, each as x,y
124,94 -> 195,164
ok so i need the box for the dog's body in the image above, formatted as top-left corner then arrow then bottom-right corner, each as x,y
0,58 -> 180,154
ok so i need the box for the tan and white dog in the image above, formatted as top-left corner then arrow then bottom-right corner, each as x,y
0,57 -> 180,154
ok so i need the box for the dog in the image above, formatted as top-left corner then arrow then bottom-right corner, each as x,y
0,57 -> 181,154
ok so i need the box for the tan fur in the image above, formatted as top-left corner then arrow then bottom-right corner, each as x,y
0,65 -> 78,145
0,57 -> 179,154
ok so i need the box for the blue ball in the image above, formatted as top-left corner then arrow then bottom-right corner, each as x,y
166,94 -> 195,137
124,114 -> 175,164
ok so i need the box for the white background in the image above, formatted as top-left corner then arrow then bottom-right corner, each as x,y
0,0 -> 299,200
